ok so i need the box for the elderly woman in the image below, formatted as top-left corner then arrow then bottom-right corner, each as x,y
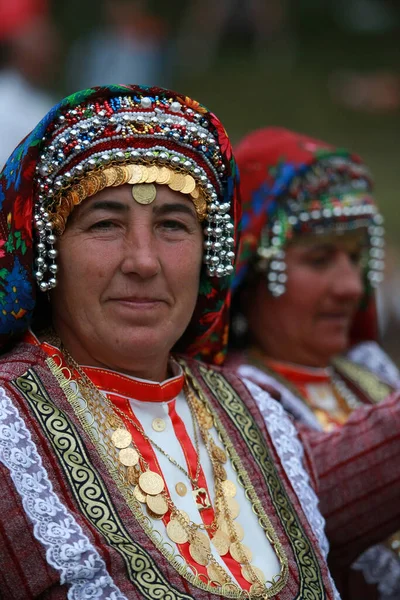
1,88 -> 400,600
229,126 -> 400,599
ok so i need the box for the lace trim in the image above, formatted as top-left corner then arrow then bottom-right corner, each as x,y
348,342 -> 400,388
0,385 -> 127,600
352,544 -> 400,599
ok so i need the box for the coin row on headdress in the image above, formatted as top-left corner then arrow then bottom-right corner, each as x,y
51,164 -> 208,234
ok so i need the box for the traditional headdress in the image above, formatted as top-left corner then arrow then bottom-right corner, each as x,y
0,85 -> 240,363
233,127 -> 384,342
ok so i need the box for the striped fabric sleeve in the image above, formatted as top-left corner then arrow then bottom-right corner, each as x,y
297,390 -> 400,567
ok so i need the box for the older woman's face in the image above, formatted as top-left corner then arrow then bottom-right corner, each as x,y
51,184 -> 203,380
246,233 -> 365,367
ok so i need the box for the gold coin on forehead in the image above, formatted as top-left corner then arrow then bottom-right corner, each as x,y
181,175 -> 196,195
166,518 -> 189,544
146,506 -> 164,520
169,172 -> 186,192
132,183 -> 157,205
137,166 -> 149,184
133,484 -> 146,503
229,542 -> 252,564
221,479 -> 236,498
111,428 -> 132,449
104,167 -> 118,187
75,183 -> 87,203
207,564 -> 226,585
96,170 -> 107,191
51,214 -> 65,235
127,466 -> 140,486
146,493 -> 168,516
190,186 -> 200,199
192,196 -> 207,221
155,166 -> 172,185
242,566 -> 266,584
112,166 -> 128,186
127,164 -> 143,184
220,519 -> 244,542
211,529 -> 230,556
144,165 -> 158,183
212,445 -> 227,464
119,447 -> 139,466
175,482 -> 187,497
68,188 -> 81,206
139,470 -> 165,495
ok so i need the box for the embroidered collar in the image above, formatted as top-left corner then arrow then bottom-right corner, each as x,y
248,347 -> 332,385
25,330 -> 185,403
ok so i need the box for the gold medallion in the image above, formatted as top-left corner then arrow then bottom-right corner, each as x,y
175,482 -> 187,497
166,518 -> 189,544
104,168 -> 118,187
169,173 -> 186,192
127,465 -> 140,485
119,447 -> 139,467
75,183 -> 87,203
133,484 -> 146,503
215,464 -> 227,482
111,427 -> 132,449
68,189 -> 80,206
146,493 -> 168,516
220,519 -> 244,542
145,165 -> 158,183
212,445 -> 227,464
146,506 -> 164,520
181,175 -> 196,195
193,487 -> 212,511
229,542 -> 252,564
207,564 -> 226,585
189,531 -> 210,566
242,565 -> 266,584
139,470 -> 165,495
211,529 -> 230,556
86,174 -> 100,196
152,418 -> 166,432
112,166 -> 127,186
127,165 -> 143,184
132,183 -> 157,205
155,166 -> 171,185
192,195 -> 207,221
221,479 -> 236,498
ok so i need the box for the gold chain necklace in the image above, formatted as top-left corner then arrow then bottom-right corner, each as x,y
60,346 -> 270,596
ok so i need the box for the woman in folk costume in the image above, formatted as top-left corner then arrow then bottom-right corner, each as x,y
1,88 -> 400,600
229,126 -> 400,599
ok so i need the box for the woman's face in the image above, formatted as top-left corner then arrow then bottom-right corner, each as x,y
51,184 -> 203,381
245,233 -> 366,367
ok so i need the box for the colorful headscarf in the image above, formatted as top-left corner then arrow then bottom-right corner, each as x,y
233,127 -> 384,342
0,84 -> 240,364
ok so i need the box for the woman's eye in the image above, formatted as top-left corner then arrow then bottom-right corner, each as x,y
160,219 -> 188,231
89,220 -> 117,231
308,255 -> 330,267
349,251 -> 362,265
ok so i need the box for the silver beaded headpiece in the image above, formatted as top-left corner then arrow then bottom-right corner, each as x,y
255,157 -> 385,297
33,91 -> 236,292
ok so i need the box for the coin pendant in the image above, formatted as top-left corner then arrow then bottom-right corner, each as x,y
211,529 -> 230,556
242,565 -> 266,584
139,470 -> 165,495
111,428 -> 132,449
104,167 -> 118,187
131,183 -> 157,204
229,542 -> 252,564
146,506 -> 164,520
152,417 -> 166,432
175,482 -> 187,497
145,165 -> 159,183
207,563 -> 226,585
133,484 -> 146,503
220,519 -> 244,542
127,165 -> 144,184
212,445 -> 227,464
221,479 -> 236,498
119,447 -> 139,467
127,465 -> 140,485
169,173 -> 186,192
155,166 -> 171,185
146,493 -> 168,516
166,518 -> 189,544
190,186 -> 200,199
181,175 -> 196,195
189,531 -> 210,566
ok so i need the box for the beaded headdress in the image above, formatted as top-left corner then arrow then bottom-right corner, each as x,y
0,85 -> 240,362
234,127 -> 384,298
